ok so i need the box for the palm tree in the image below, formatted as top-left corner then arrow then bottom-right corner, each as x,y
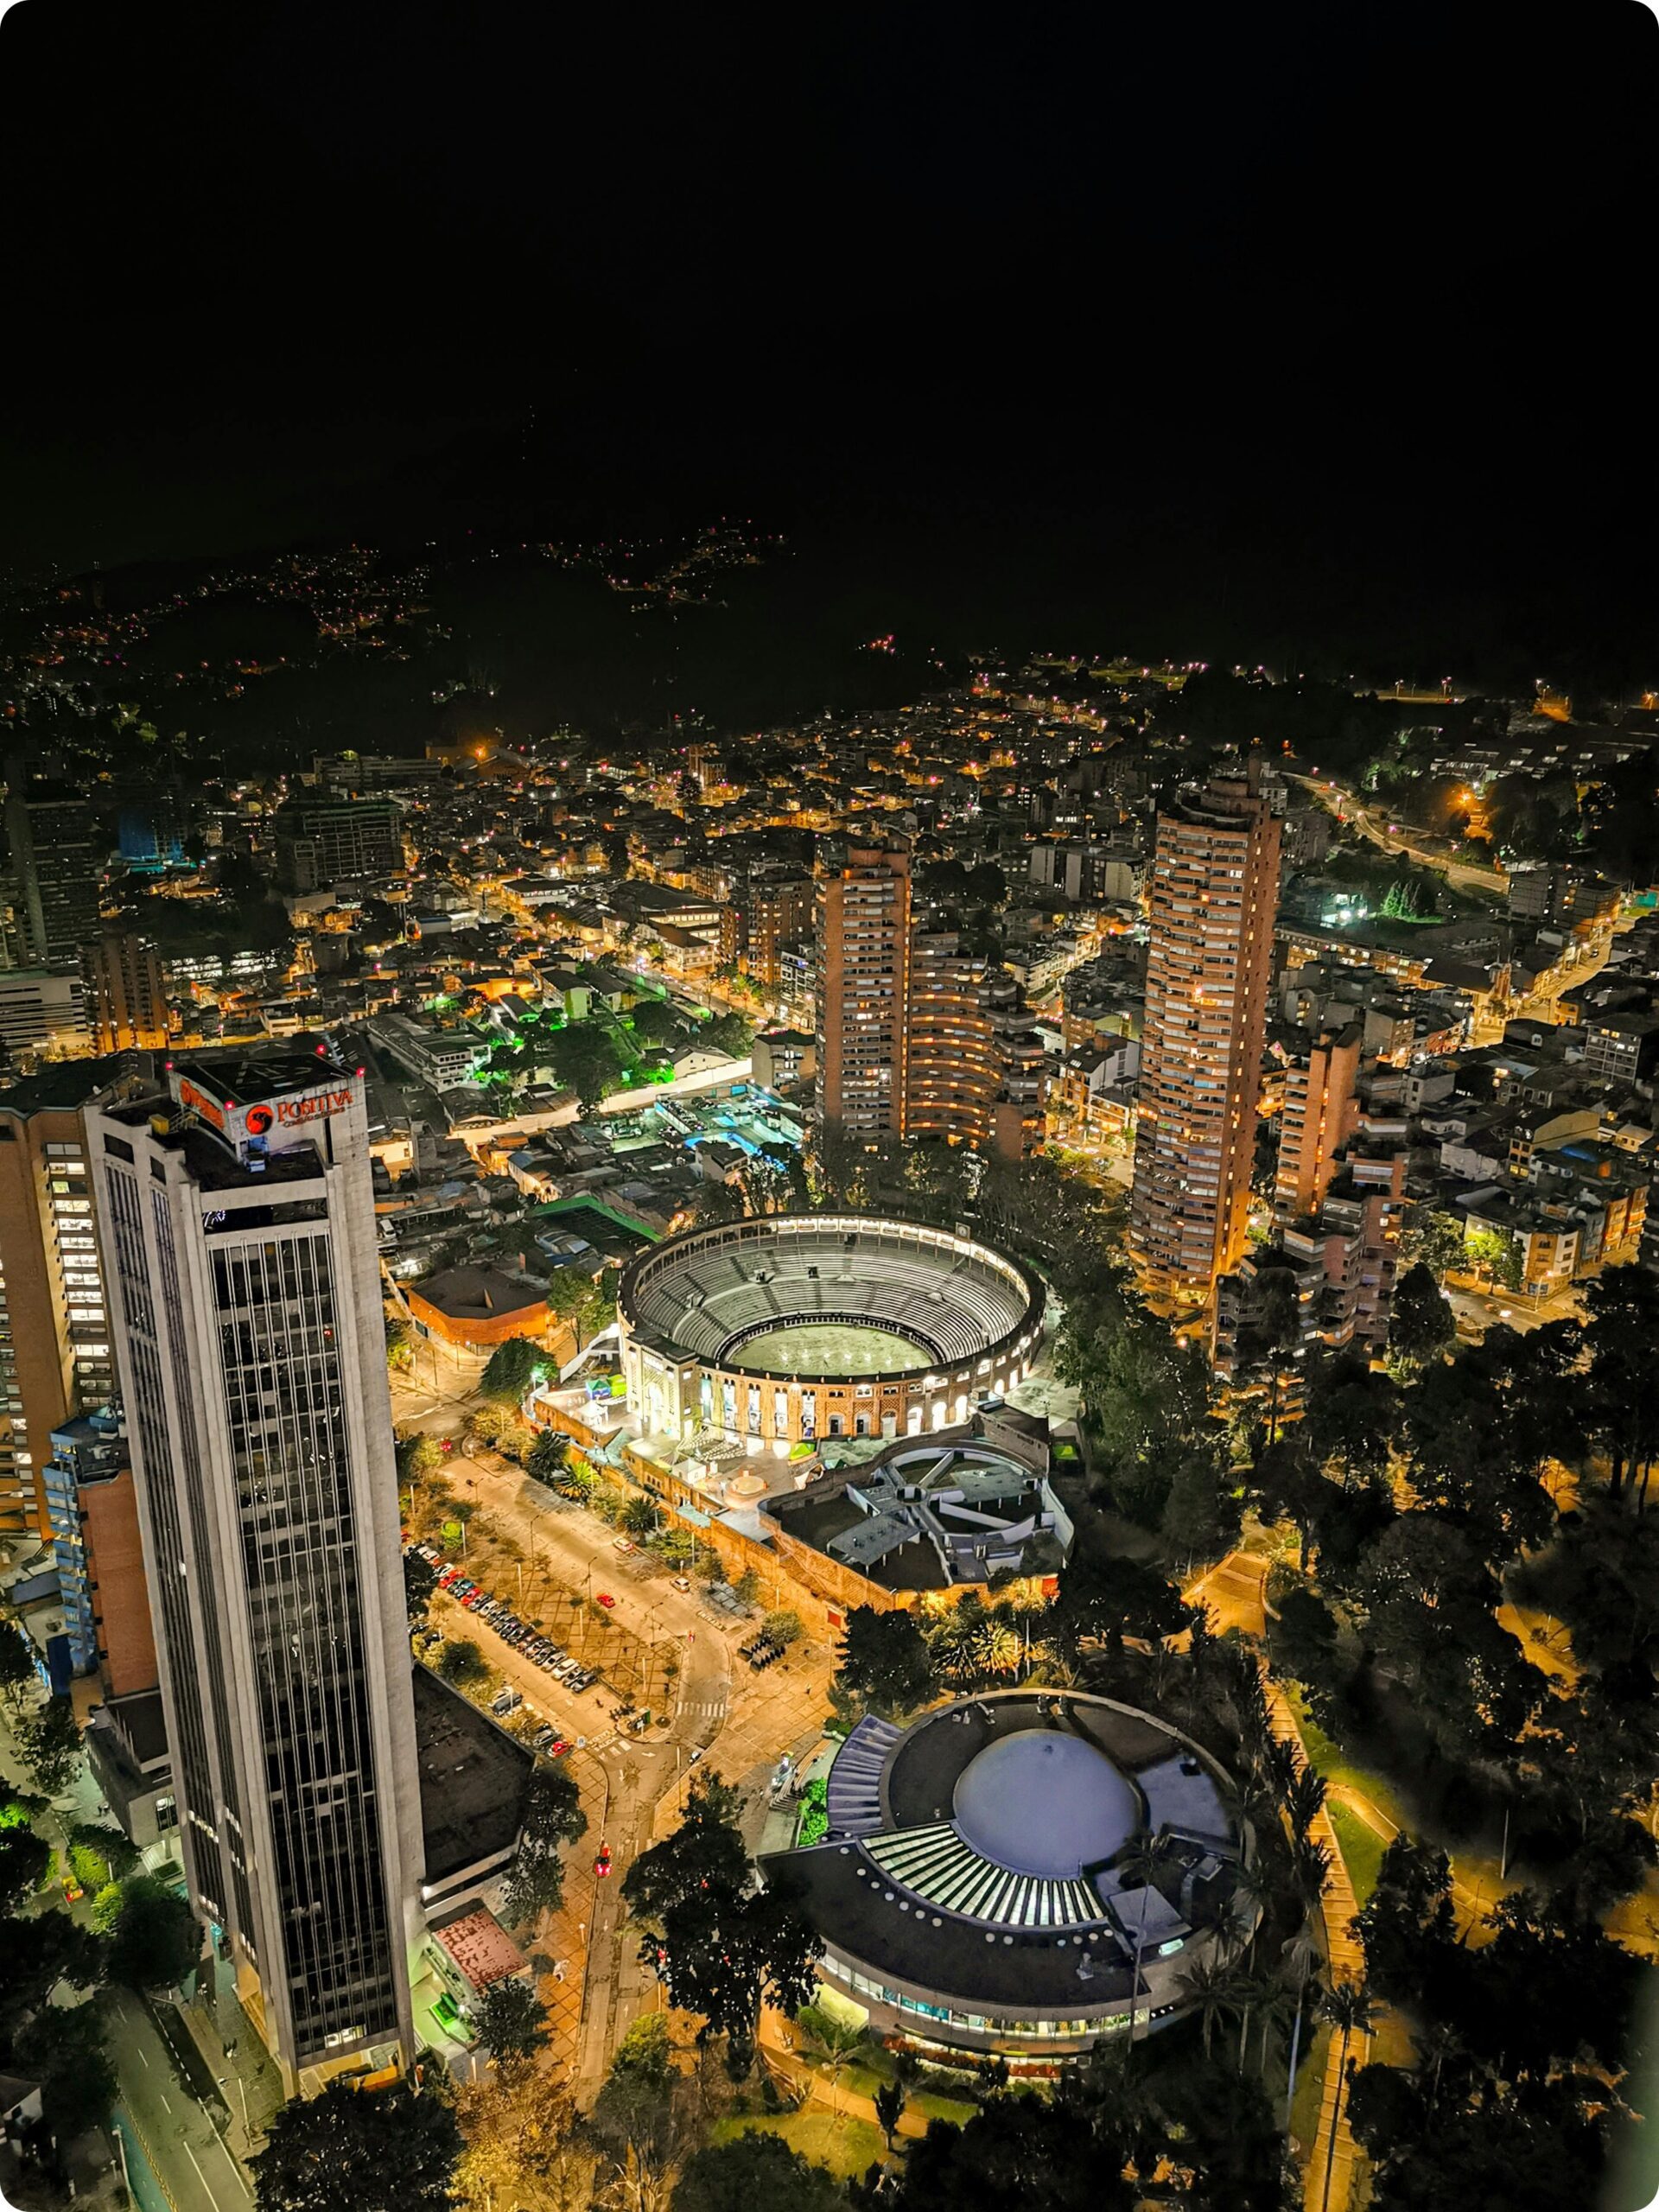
1179,1957 -> 1237,2061
802,2006 -> 868,2110
1316,1980 -> 1377,2212
1115,1835 -> 1164,2052
969,1617 -> 1021,1678
1285,1764 -> 1329,1846
1279,1924 -> 1324,2132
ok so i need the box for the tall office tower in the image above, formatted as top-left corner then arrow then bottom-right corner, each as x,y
1274,1022 -> 1362,1224
1130,766 -> 1281,1301
87,930 -> 169,1052
815,843 -> 912,1135
87,1052 -> 423,2087
273,798 -> 404,893
0,1084 -> 117,1541
3,770 -> 104,966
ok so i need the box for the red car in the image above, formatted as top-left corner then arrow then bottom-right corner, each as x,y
549,1738 -> 569,1758
594,1845 -> 613,1878
595,1592 -> 616,1610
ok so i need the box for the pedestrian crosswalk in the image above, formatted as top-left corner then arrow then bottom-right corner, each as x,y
680,1700 -> 728,1719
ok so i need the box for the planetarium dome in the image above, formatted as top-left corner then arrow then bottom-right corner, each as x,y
952,1728 -> 1140,1879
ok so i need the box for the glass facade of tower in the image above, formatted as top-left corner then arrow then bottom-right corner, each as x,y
89,1052 -> 419,2080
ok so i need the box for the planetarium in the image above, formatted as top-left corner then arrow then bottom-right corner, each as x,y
761,1688 -> 1249,2056
617,1214 -> 1044,1450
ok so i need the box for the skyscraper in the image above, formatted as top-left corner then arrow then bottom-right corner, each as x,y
815,842 -> 912,1135
0,1077 -> 118,1541
87,1050 -> 423,2088
1130,766 -> 1281,1302
3,768 -> 104,966
814,846 -> 1046,1161
87,929 -> 169,1052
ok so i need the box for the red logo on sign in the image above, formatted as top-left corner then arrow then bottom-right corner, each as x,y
245,1105 -> 274,1136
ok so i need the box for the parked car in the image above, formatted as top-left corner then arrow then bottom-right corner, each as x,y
594,1844 -> 613,1878
596,1592 -> 616,1609
670,1576 -> 691,1593
612,1537 -> 635,1554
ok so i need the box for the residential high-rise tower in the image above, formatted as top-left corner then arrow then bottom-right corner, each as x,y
814,843 -> 912,1136
813,845 -> 1046,1161
1130,766 -> 1281,1300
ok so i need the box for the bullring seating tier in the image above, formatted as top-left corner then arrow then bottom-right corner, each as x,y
624,1222 -> 1033,1373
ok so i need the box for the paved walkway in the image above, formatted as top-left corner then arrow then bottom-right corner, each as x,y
1179,1554 -> 1372,2210
1265,1685 -> 1370,2212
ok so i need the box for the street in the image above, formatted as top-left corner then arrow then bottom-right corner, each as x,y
1293,773 -> 1506,897
109,1988 -> 252,2212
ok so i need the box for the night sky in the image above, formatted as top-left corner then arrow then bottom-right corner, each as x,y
6,5 -> 1655,684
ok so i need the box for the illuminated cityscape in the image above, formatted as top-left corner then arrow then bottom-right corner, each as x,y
1,11 -> 1656,2212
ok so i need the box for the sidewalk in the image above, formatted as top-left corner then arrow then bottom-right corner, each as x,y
171,1968 -> 285,2167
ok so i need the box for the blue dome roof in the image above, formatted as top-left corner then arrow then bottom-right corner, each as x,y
951,1729 -> 1139,1879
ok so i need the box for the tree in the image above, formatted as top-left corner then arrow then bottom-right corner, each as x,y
437,1637 -> 487,1686
385,1308 -> 414,1373
623,1770 -> 750,1926
590,2012 -> 683,2189
397,1430 -> 444,1487
503,1762 -> 587,1927
544,1266 -> 617,1353
628,1776 -> 820,2070
835,1606 -> 933,1715
1387,1262 -> 1454,1370
474,1975 -> 549,2059
404,1550 -> 439,1627
15,1695 -> 81,1796
482,1336 -> 548,1403
1179,1957 -> 1242,2063
252,2080 -> 463,2212
700,1011 -> 754,1058
455,2062 -> 583,2212
529,1429 -> 569,1485
1317,1980 -> 1376,2212
1580,1265 -> 1659,1503
0,1630 -> 35,1710
873,2079 -> 906,2152
893,2093 -> 1135,2212
621,1495 -> 662,1540
1160,1442 -> 1243,1563
0,1901 -> 105,2036
762,1609 -> 803,1648
1465,1224 -> 1523,1293
104,1873 -> 200,1991
0,1817 -> 50,1915
15,1993 -> 118,2141
671,2132 -> 844,2212
1398,1208 -> 1469,1285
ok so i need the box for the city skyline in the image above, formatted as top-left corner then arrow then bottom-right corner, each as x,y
3,12 -> 1657,2212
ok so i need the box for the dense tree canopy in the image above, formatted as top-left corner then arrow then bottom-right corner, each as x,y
252,2081 -> 462,2212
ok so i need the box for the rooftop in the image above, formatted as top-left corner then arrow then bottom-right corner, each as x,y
410,1262 -> 546,1322
429,1905 -> 526,1991
412,1664 -> 534,1885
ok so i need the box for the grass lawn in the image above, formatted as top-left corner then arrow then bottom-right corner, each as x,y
1285,1688 -> 1409,1832
1328,1802 -> 1387,1906
709,2112 -> 886,2178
